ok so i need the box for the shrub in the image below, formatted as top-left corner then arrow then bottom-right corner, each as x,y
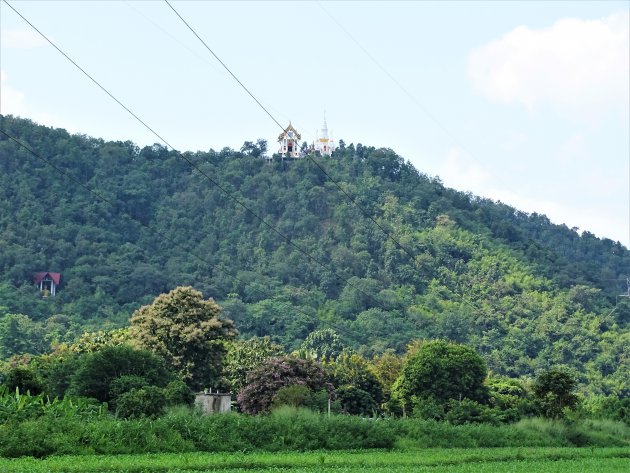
69,345 -> 173,404
444,399 -> 502,425
337,385 -> 378,416
393,340 -> 487,407
1,367 -> 43,395
272,384 -> 312,409
115,386 -> 166,419
164,380 -> 195,406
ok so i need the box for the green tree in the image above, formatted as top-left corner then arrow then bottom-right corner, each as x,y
223,336 -> 284,394
393,340 -> 487,409
68,345 -> 173,404
130,287 -> 237,390
300,329 -> 344,360
533,368 -> 578,419
0,313 -> 47,358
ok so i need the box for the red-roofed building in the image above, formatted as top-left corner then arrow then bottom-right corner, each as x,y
33,272 -> 61,297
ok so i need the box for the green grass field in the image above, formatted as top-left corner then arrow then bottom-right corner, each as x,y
1,448 -> 628,473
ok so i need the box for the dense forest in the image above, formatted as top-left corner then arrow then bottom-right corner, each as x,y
0,115 -> 628,395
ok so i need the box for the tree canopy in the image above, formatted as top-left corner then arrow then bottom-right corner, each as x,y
130,286 -> 237,390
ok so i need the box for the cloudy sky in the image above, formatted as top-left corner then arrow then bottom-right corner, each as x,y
1,1 -> 629,246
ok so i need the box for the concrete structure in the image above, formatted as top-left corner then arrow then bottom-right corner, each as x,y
195,390 -> 231,414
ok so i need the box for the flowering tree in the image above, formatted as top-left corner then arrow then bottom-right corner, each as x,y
237,356 -> 333,414
130,287 -> 237,390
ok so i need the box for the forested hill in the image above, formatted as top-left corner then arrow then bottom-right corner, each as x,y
1,115 -> 628,394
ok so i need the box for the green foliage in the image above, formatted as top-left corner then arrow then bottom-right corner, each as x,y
223,336 -> 284,394
533,368 -> 579,419
163,380 -> 195,407
325,352 -> 383,414
0,385 -> 106,423
68,345 -> 173,404
1,116 -> 629,398
115,386 -> 167,419
300,329 -> 344,360
336,385 -> 377,416
393,340 -> 487,408
0,313 -> 47,358
444,399 -> 503,425
272,384 -> 313,409
1,367 -> 43,395
130,287 -> 237,390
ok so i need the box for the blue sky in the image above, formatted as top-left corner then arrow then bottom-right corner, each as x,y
1,1 -> 629,246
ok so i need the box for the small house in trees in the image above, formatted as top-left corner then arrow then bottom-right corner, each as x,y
33,272 -> 61,297
278,123 -> 302,158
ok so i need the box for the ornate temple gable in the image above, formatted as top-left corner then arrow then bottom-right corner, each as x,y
277,122 -> 302,158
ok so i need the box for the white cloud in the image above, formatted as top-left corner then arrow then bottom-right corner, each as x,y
0,71 -> 26,114
468,11 -> 630,117
437,147 -> 490,192
0,71 -> 75,131
0,28 -> 47,49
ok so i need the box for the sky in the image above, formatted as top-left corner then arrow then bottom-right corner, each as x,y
1,1 -> 629,247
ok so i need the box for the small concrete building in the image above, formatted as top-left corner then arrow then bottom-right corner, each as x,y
195,390 -> 231,414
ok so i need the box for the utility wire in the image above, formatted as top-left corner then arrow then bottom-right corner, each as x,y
2,0 -> 383,337
0,127 -> 359,342
164,0 -> 284,130
164,0 -> 428,266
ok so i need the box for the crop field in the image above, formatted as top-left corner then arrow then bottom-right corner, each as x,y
1,448 -> 628,473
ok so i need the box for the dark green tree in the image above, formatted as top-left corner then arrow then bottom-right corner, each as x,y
68,345 -> 173,404
533,368 -> 578,419
393,340 -> 487,408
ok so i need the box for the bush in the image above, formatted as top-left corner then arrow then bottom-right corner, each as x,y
272,384 -> 312,409
69,345 -> 174,404
444,399 -> 502,425
164,380 -> 195,406
1,367 -> 43,395
115,386 -> 167,419
337,385 -> 378,416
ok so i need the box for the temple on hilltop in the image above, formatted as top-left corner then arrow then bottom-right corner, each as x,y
276,116 -> 338,160
278,123 -> 302,158
312,116 -> 336,156
33,271 -> 61,297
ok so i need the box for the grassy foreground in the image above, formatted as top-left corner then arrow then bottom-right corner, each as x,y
0,448 -> 629,472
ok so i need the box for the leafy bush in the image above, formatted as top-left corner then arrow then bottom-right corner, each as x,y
393,340 -> 487,407
69,345 -> 173,404
1,367 -> 43,395
163,380 -> 195,406
115,386 -> 166,419
336,385 -> 378,416
444,399 -> 502,425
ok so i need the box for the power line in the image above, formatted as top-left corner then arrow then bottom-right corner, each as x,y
2,0 -> 385,338
164,0 -> 284,131
164,0 -> 428,267
0,127 -> 359,342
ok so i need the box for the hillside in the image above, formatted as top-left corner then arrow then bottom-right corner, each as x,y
0,115 -> 628,395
